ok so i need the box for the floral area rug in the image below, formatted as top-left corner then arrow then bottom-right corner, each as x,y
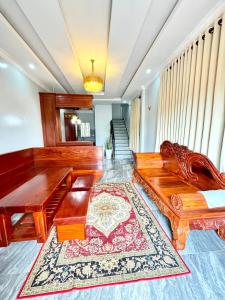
18,182 -> 190,298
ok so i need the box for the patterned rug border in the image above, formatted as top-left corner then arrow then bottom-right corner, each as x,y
17,182 -> 190,299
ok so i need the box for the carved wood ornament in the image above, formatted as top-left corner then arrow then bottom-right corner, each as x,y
133,141 -> 225,250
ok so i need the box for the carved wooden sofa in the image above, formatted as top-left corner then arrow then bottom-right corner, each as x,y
133,141 -> 225,250
0,146 -> 103,247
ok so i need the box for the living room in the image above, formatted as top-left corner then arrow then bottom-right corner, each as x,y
0,1 -> 225,300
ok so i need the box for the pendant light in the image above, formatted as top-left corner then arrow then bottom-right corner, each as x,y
83,59 -> 103,93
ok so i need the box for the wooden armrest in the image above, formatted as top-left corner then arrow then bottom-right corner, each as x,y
171,193 -> 208,212
133,153 -> 164,169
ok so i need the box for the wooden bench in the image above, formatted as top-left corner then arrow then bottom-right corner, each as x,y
54,175 -> 94,242
54,190 -> 91,242
71,175 -> 95,191
0,146 -> 103,246
33,146 -> 103,183
133,141 -> 225,250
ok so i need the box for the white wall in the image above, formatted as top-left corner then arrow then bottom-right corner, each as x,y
121,103 -> 130,134
140,88 -> 146,152
142,77 -> 160,152
94,104 -> 112,147
0,62 -> 43,154
112,104 -> 122,119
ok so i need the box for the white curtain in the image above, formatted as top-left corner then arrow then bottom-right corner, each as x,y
155,13 -> 225,171
129,97 -> 141,152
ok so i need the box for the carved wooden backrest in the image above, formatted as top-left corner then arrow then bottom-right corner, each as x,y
160,141 -> 225,190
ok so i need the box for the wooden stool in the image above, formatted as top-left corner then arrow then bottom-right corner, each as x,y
54,191 -> 91,242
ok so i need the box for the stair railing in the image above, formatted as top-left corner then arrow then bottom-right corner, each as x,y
110,120 -> 115,159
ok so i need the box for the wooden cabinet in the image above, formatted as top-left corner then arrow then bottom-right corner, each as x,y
40,93 -> 58,146
39,93 -> 93,147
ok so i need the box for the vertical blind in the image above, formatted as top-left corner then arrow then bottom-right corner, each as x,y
129,97 -> 141,152
155,12 -> 225,171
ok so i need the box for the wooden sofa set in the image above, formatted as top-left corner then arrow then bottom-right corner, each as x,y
133,141 -> 225,250
1,140 -> 224,250
0,146 -> 103,247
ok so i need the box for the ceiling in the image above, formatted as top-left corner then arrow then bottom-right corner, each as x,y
0,0 -> 224,100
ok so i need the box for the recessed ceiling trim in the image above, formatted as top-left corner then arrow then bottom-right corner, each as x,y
102,0 -> 112,93
57,0 -> 85,80
0,2 -> 70,92
121,0 -> 180,98
0,47 -> 48,90
16,0 -> 81,93
138,0 -> 225,92
0,12 -> 65,92
105,0 -> 154,97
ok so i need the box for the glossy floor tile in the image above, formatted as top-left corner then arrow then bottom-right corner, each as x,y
0,160 -> 224,300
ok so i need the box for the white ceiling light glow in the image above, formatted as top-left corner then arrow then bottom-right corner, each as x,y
145,68 -> 151,74
0,62 -> 8,69
28,63 -> 35,69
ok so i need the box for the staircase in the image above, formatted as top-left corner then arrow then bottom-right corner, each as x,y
112,119 -> 132,160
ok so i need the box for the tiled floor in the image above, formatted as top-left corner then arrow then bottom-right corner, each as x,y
0,160 -> 224,300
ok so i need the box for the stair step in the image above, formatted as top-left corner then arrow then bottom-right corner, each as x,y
112,118 -> 130,161
115,139 -> 128,142
115,141 -> 129,145
115,150 -> 131,155
115,144 -> 130,150
115,155 -> 133,160
114,135 -> 127,138
115,145 -> 129,149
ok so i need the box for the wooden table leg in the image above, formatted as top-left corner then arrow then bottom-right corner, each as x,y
66,173 -> 72,191
171,218 -> 190,250
218,226 -> 225,241
0,213 -> 13,247
33,211 -> 47,243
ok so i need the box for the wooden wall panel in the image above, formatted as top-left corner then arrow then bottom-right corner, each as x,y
0,148 -> 35,198
39,93 -> 93,147
0,148 -> 33,175
55,94 -> 92,108
40,93 -> 57,146
33,146 -> 103,170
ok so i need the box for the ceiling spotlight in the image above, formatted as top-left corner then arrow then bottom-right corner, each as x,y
29,63 -> 35,69
122,100 -> 127,103
146,68 -> 151,74
0,62 -> 8,69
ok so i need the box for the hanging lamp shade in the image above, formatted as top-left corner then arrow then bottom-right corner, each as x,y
83,59 -> 103,93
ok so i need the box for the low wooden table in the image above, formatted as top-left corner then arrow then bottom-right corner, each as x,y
0,167 -> 72,246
